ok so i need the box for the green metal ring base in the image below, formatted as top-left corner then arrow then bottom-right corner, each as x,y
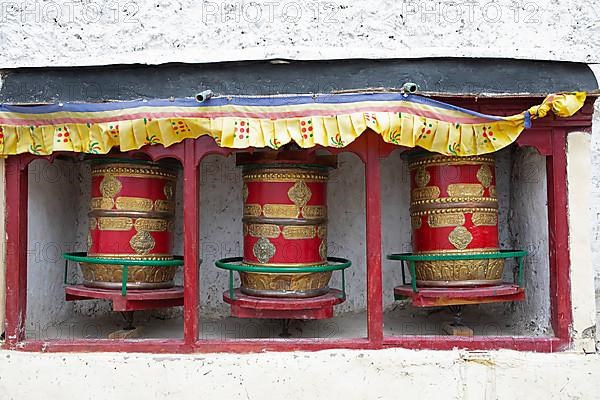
386,250 -> 528,293
63,252 -> 184,296
215,256 -> 352,301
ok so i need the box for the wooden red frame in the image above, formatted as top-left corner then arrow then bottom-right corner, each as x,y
2,97 -> 594,353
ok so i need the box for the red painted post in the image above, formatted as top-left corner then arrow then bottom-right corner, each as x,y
546,129 -> 573,347
365,133 -> 384,345
3,157 -> 28,346
183,140 -> 200,345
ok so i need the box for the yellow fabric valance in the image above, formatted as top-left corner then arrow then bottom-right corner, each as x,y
0,92 -> 586,157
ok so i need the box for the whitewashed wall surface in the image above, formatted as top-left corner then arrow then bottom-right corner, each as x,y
0,0 -> 599,68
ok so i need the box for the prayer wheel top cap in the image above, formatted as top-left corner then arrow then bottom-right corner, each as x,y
88,157 -> 181,175
236,151 -> 337,170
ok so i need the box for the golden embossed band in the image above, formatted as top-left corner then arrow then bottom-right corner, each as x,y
87,253 -> 173,260
246,223 -> 281,238
411,207 -> 498,217
90,197 -> 115,210
92,165 -> 177,180
154,199 -> 175,213
446,183 -> 484,198
243,169 -> 328,183
282,225 -> 316,240
134,218 -> 170,232
262,204 -> 300,218
302,205 -> 327,219
411,197 -> 498,207
412,186 -> 441,201
427,213 -> 465,228
97,217 -> 133,231
244,204 -> 262,217
471,212 -> 498,226
116,196 -> 154,212
408,156 -> 495,169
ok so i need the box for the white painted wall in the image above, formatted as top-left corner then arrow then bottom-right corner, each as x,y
0,0 -> 599,68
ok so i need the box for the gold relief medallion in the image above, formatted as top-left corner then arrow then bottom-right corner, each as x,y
244,204 -> 263,217
253,237 -> 276,263
317,225 -> 327,239
99,174 -> 122,198
163,181 -> 175,200
427,213 -> 465,228
247,224 -> 281,239
302,205 -> 327,219
471,212 -> 498,226
287,180 -> 312,208
476,164 -> 493,188
116,197 -> 154,212
262,204 -> 300,218
134,218 -> 169,232
98,217 -> 133,231
319,240 -> 327,261
446,183 -> 484,198
411,215 -> 422,229
129,230 -> 156,255
242,183 -> 249,202
489,185 -> 497,198
282,225 -> 316,240
448,226 -> 473,250
411,186 -> 441,201
414,166 -> 431,188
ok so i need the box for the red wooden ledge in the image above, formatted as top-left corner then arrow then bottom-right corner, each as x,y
223,289 -> 345,320
394,284 -> 525,307
65,285 -> 184,312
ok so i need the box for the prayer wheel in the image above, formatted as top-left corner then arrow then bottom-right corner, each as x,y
83,159 -> 178,289
408,153 -> 503,287
237,152 -> 336,298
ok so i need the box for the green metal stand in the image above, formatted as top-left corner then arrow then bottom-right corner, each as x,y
63,252 -> 184,296
215,256 -> 352,301
386,250 -> 528,293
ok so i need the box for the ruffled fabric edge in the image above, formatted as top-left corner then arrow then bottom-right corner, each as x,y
0,92 -> 586,157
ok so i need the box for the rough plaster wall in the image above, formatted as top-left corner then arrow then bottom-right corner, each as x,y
2,349 -> 600,399
508,147 -> 551,335
25,159 -> 80,337
0,0 -> 599,68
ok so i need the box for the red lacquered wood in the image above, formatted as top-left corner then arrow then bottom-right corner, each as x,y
223,289 -> 344,320
183,140 -> 200,345
546,129 -> 572,343
394,284 -> 525,307
65,285 -> 184,312
194,338 -> 374,353
365,132 -> 384,346
383,336 -> 562,352
15,339 -> 190,354
3,157 -> 28,344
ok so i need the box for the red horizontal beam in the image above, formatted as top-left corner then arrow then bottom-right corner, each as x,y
5,336 -> 564,353
383,336 -> 563,352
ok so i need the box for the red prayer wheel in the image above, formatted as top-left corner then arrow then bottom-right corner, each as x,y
237,152 -> 336,298
408,153 -> 503,287
83,159 -> 178,289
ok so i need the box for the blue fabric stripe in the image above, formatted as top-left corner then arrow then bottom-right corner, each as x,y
0,92 -> 504,121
